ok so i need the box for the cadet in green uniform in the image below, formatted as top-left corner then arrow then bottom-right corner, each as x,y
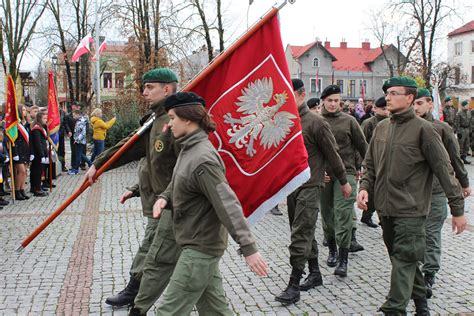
358,77 -> 467,314
470,105 -> 474,157
442,96 -> 457,130
360,96 -> 389,228
153,92 -> 268,315
414,89 -> 471,299
456,100 -> 471,164
84,68 -> 181,310
275,80 -> 350,305
320,85 -> 368,277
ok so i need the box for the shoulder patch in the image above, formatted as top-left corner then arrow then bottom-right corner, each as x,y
155,139 -> 164,152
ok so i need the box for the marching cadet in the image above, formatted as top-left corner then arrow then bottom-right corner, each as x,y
360,96 -> 389,228
415,89 -> 471,299
307,97 -> 321,114
275,79 -> 350,305
456,100 -> 471,164
470,103 -> 474,157
442,96 -> 457,129
84,68 -> 181,313
320,85 -> 368,277
358,77 -> 466,314
153,92 -> 267,315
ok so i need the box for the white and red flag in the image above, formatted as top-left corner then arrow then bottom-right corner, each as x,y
184,8 -> 310,224
71,34 -> 94,62
92,40 -> 107,61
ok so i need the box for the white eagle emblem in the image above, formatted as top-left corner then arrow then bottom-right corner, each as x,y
223,77 -> 297,157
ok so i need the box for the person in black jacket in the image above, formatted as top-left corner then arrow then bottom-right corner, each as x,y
58,105 -> 68,172
65,103 -> 81,169
12,104 -> 32,200
29,112 -> 48,197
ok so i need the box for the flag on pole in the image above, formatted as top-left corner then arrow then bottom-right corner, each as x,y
92,40 -> 107,61
184,8 -> 310,224
432,83 -> 443,121
47,71 -> 60,150
361,74 -> 366,101
71,34 -> 94,62
5,75 -> 19,144
315,68 -> 319,94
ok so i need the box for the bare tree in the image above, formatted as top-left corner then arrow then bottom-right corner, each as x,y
0,0 -> 48,82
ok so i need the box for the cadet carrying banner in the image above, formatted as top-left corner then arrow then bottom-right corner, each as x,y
184,8 -> 310,224
47,71 -> 60,150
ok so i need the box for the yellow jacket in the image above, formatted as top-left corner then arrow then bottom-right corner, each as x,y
91,116 -> 116,140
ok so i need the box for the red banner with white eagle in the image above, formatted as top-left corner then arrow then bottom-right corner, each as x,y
185,9 -> 309,224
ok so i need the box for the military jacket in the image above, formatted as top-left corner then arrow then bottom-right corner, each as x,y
298,104 -> 347,187
322,108 -> 368,176
422,112 -> 469,194
160,129 -> 257,258
360,107 -> 464,217
94,100 -> 179,202
455,109 -> 471,132
361,114 -> 387,144
443,105 -> 457,129
126,158 -> 155,217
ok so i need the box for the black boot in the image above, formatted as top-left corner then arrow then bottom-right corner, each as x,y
424,273 -> 434,299
300,258 -> 323,291
326,239 -> 338,267
275,267 -> 303,305
461,154 -> 471,164
15,190 -> 27,200
105,277 -> 140,307
414,297 -> 430,316
334,248 -> 349,277
20,190 -> 30,200
349,228 -> 364,252
361,211 -> 378,228
128,307 -> 146,316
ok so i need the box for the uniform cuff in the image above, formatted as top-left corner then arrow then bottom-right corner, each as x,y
450,207 -> 464,217
338,178 -> 348,186
239,243 -> 258,257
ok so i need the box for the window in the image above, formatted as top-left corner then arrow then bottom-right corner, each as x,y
336,79 -> 344,93
103,72 -> 112,89
312,57 -> 320,68
115,73 -> 124,89
310,78 -> 322,93
348,80 -> 356,97
359,80 -> 367,96
472,66 -> 474,84
471,40 -> 474,53
455,42 -> 463,56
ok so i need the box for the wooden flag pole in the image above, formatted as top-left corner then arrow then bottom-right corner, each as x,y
48,142 -> 53,192
8,140 -> 15,203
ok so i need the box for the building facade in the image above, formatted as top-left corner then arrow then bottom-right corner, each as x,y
447,20 -> 474,104
285,40 -> 404,101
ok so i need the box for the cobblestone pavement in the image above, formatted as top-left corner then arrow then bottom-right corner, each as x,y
1,161 -> 473,315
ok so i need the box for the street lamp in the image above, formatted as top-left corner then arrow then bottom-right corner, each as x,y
51,55 -> 58,73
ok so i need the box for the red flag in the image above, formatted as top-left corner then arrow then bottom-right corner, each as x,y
71,34 -> 94,62
185,9 -> 309,224
47,71 -> 60,150
4,75 -> 19,144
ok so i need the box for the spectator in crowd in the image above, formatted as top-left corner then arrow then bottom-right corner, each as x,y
361,103 -> 374,123
65,103 -> 81,170
355,98 -> 366,122
12,104 -> 32,200
29,112 -> 48,197
58,105 -> 68,172
90,108 -> 116,162
68,110 -> 91,175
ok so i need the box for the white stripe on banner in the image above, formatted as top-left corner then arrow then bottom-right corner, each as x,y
246,166 -> 310,226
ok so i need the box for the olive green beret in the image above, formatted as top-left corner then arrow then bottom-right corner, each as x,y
444,96 -> 452,102
142,68 -> 178,84
461,100 -> 469,107
164,92 -> 205,111
416,88 -> 431,99
382,76 -> 417,92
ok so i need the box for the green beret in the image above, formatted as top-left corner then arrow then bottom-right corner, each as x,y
416,88 -> 431,99
292,78 -> 304,91
444,96 -> 452,102
164,92 -> 205,111
461,100 -> 469,107
321,85 -> 341,100
382,76 -> 417,93
142,68 -> 178,84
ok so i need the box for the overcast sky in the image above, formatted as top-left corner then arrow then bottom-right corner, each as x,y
20,0 -> 473,71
